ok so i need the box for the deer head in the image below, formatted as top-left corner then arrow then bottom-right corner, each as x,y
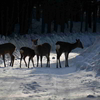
31,39 -> 38,49
31,39 -> 38,45
76,39 -> 84,49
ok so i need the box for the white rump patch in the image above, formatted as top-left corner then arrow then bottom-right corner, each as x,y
20,49 -> 24,54
56,45 -> 60,51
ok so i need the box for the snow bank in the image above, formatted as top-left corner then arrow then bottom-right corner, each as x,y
0,33 -> 100,100
0,32 -> 98,50
75,36 -> 100,76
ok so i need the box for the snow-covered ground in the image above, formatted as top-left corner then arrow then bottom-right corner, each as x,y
0,32 -> 100,100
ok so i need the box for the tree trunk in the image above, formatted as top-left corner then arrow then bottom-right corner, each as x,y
47,21 -> 51,33
93,0 -> 97,33
54,19 -> 58,32
41,17 -> 45,33
70,14 -> 73,33
80,9 -> 83,32
85,10 -> 88,32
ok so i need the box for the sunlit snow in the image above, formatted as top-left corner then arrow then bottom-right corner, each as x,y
0,31 -> 100,100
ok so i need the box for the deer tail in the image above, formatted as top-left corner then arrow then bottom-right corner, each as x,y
56,44 -> 60,51
20,49 -> 24,54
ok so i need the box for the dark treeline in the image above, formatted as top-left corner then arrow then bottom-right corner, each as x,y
0,0 -> 100,36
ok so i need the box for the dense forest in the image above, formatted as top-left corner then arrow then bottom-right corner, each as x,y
0,0 -> 100,36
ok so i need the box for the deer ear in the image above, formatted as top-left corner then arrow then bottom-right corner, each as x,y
76,39 -> 80,42
31,39 -> 33,42
36,39 -> 38,41
78,39 -> 80,41
31,39 -> 38,42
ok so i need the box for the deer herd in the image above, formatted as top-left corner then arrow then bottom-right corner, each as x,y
0,39 -> 83,68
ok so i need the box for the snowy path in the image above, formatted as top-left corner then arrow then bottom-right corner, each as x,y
0,33 -> 100,100
0,50 -> 100,100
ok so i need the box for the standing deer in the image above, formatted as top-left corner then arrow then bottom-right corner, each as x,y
32,39 -> 51,67
56,39 -> 83,68
20,39 -> 38,68
0,43 -> 16,67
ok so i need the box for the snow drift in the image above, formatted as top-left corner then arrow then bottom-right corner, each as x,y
75,36 -> 100,76
0,33 -> 100,100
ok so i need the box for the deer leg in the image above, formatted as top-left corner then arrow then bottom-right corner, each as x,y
56,59 -> 58,68
20,54 -> 23,68
10,55 -> 15,67
31,58 -> 34,67
65,52 -> 69,67
48,56 -> 50,67
2,55 -> 6,67
56,52 -> 62,68
37,55 -> 39,67
66,54 -> 69,67
56,58 -> 59,68
10,54 -> 12,66
23,56 -> 27,67
12,55 -> 15,67
56,58 -> 61,68
48,53 -> 50,67
56,52 -> 59,68
40,55 -> 43,67
47,57 -> 50,67
46,56 -> 48,67
46,55 -> 49,67
28,57 -> 31,68
59,58 -> 61,68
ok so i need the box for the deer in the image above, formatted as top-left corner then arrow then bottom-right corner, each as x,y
0,43 -> 16,67
32,39 -> 51,67
20,39 -> 38,68
56,39 -> 83,68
